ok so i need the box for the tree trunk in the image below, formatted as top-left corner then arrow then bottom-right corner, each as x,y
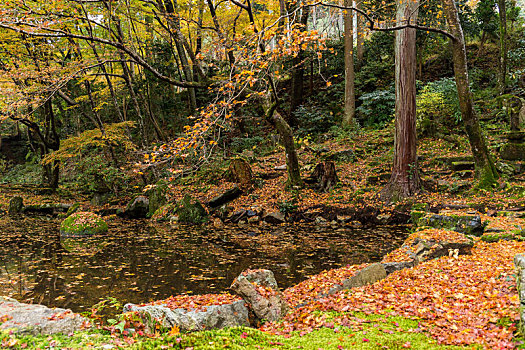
356,0 -> 364,68
41,100 -> 60,190
442,0 -> 498,188
476,30 -> 487,58
380,0 -> 421,202
289,6 -> 309,125
306,161 -> 339,192
266,104 -> 302,187
498,0 -> 507,96
342,0 -> 355,127
162,0 -> 197,112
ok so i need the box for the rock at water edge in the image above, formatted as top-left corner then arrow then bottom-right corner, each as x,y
230,269 -> 288,323
123,300 -> 249,332
0,297 -> 88,335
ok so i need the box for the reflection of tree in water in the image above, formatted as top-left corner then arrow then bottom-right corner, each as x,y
0,218 -> 75,308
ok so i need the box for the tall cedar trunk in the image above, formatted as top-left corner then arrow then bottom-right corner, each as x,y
342,0 -> 355,126
266,104 -> 302,187
162,0 -> 197,112
356,0 -> 364,68
442,0 -> 498,187
289,5 -> 309,125
498,0 -> 507,96
380,0 -> 421,202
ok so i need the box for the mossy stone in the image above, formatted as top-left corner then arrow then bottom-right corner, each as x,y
60,211 -> 108,237
500,143 -> 525,161
176,194 -> 208,224
146,180 -> 168,217
151,195 -> 208,224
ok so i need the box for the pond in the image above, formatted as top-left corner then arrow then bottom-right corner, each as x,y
0,216 -> 408,313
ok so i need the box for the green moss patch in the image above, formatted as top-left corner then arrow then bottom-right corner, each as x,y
60,211 -> 108,237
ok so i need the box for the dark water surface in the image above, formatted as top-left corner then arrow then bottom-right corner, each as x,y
0,216 -> 408,312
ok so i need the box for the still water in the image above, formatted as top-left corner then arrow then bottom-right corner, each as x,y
0,216 -> 407,312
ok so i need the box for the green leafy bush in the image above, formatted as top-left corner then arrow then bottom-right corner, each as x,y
416,78 -> 461,136
294,105 -> 335,137
356,88 -> 395,128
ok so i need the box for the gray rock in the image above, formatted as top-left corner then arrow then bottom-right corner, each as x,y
341,263 -> 387,289
324,263 -> 388,296
123,300 -> 249,332
418,214 -> 484,235
0,297 -> 88,335
146,181 -> 168,216
230,269 -> 287,323
408,236 -> 473,263
176,195 -> 208,224
382,261 -> 416,275
263,211 -> 285,224
122,196 -> 150,219
315,216 -> 327,224
8,196 -> 23,216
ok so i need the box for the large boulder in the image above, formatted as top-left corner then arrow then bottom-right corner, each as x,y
230,269 -> 288,323
121,196 -> 149,219
176,195 -> 208,224
145,180 -> 168,216
60,211 -> 108,237
327,263 -> 387,295
501,143 -> 525,161
0,297 -> 88,335
123,300 -> 249,332
417,213 -> 484,235
382,229 -> 474,269
152,195 -> 208,224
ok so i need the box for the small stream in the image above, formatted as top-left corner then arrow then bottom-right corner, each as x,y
0,216 -> 408,312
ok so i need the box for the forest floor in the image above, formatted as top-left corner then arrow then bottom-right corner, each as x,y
1,126 -> 525,349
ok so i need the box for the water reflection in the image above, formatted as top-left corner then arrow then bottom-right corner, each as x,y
0,217 -> 408,312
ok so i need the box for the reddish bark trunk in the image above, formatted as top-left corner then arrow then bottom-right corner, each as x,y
380,0 -> 421,202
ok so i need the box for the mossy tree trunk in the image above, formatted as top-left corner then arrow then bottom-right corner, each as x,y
442,0 -> 499,188
380,0 -> 421,202
266,104 -> 303,187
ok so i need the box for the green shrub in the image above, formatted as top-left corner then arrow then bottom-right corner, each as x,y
294,105 -> 335,137
356,88 -> 395,128
416,78 -> 461,136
